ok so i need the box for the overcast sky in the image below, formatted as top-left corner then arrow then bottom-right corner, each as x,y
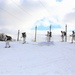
0,0 -> 75,36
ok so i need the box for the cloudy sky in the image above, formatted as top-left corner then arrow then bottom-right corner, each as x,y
0,0 -> 75,36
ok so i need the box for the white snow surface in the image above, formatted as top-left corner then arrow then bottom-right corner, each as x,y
0,41 -> 75,75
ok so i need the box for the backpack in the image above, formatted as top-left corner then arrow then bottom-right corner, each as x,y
64,32 -> 66,36
49,32 -> 52,37
22,32 -> 26,38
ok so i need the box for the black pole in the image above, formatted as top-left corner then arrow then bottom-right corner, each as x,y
17,30 -> 20,41
35,26 -> 37,42
65,25 -> 67,42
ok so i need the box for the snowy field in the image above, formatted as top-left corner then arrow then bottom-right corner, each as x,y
0,35 -> 75,75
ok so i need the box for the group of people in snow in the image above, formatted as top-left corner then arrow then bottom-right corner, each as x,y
61,30 -> 75,43
0,30 -> 75,48
0,32 -> 27,48
46,30 -> 75,43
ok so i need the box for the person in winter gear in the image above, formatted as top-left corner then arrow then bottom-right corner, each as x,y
5,35 -> 12,48
71,31 -> 75,43
46,31 -> 52,42
61,31 -> 66,42
22,32 -> 26,44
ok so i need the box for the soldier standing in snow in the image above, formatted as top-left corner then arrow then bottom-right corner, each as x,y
71,31 -> 75,43
46,31 -> 49,42
46,31 -> 52,42
5,35 -> 12,48
22,32 -> 26,44
61,31 -> 66,42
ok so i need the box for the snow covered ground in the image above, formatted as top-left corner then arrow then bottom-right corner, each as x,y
0,35 -> 75,75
